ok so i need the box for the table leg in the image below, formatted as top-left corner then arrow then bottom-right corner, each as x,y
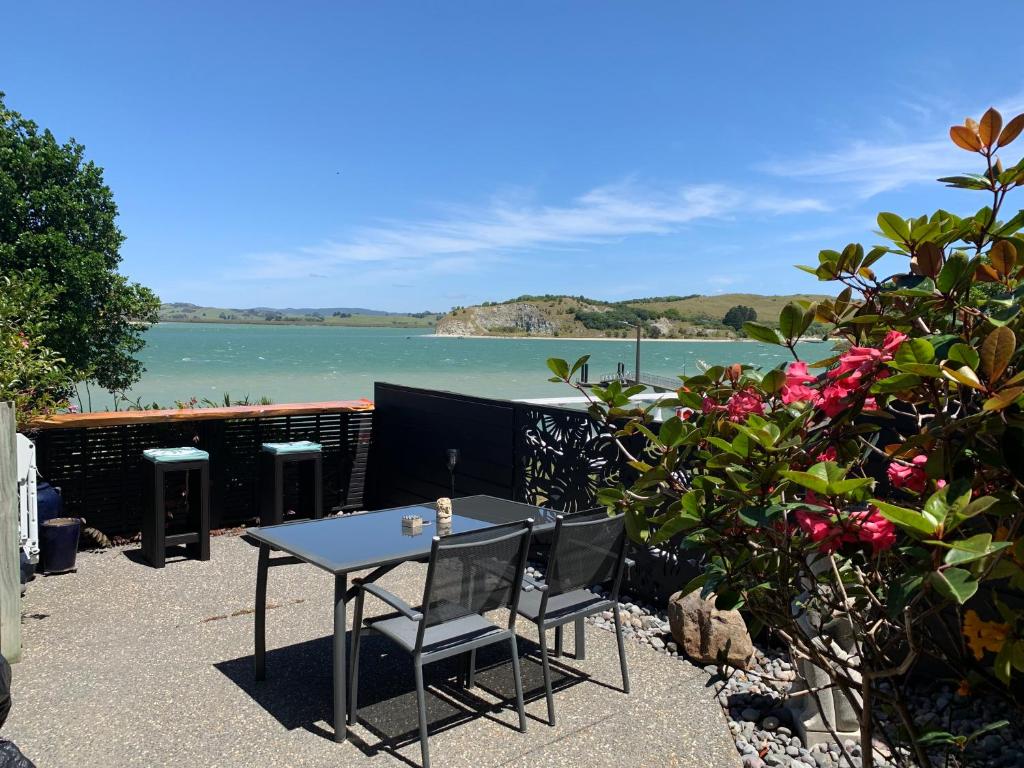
575,616 -> 586,660
254,543 -> 269,680
334,573 -> 348,742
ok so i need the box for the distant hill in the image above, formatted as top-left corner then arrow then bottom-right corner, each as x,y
435,293 -> 830,339
158,303 -> 441,328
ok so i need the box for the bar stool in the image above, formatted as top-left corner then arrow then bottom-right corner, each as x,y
141,447 -> 211,568
259,441 -> 323,526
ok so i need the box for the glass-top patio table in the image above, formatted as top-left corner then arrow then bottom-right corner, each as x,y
246,495 -> 560,743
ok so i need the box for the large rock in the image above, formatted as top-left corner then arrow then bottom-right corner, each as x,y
667,588 -> 754,668
435,302 -> 556,336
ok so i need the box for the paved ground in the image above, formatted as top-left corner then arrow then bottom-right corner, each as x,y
7,534 -> 739,768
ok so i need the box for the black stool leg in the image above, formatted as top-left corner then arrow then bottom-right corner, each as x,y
313,454 -> 323,519
152,465 -> 166,568
190,462 -> 210,561
142,462 -> 154,566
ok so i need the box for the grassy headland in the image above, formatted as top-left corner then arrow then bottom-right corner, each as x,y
435,293 -> 829,339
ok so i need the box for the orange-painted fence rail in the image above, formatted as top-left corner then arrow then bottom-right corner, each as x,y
28,399 -> 373,429
29,400 -> 374,538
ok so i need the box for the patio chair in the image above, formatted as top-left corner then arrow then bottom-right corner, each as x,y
509,510 -> 630,726
348,519 -> 534,768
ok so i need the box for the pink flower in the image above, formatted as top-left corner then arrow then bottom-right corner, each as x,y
781,362 -> 821,405
725,390 -> 764,422
782,383 -> 819,405
67,404 -> 79,414
795,504 -> 896,554
819,384 -> 851,417
882,330 -> 909,354
785,362 -> 815,385
856,507 -> 897,551
795,509 -> 838,550
701,396 -> 721,414
888,454 -> 928,494
816,446 -> 837,462
828,332 -> 906,389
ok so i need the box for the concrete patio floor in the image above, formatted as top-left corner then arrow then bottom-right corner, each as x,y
7,533 -> 740,768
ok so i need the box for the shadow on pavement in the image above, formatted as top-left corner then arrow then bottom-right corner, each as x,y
215,630 -> 590,762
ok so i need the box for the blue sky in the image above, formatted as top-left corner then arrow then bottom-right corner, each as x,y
4,2 -> 1024,312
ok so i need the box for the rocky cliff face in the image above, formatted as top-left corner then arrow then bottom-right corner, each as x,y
435,302 -> 557,336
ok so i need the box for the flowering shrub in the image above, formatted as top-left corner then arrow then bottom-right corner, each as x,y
549,107 -> 1024,768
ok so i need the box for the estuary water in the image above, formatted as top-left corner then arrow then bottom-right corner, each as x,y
104,323 -> 825,408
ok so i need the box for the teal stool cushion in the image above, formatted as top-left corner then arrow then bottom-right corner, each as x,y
261,440 -> 322,455
143,447 -> 209,463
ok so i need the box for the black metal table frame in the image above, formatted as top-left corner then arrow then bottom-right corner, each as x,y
248,497 -> 582,744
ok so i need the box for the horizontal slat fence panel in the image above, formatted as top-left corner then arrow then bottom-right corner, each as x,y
32,406 -> 373,539
368,384 -> 517,508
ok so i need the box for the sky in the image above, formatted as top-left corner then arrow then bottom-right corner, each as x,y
4,2 -> 1024,312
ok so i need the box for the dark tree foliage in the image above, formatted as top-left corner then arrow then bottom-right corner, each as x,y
0,92 -> 159,393
722,304 -> 757,331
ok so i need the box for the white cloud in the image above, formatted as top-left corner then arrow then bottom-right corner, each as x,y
758,92 -> 1024,199
240,180 -> 824,280
758,139 -> 960,198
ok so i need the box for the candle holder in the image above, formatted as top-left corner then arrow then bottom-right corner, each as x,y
436,497 -> 453,525
401,514 -> 423,535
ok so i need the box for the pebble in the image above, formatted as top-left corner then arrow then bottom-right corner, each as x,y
562,568 -> 1023,768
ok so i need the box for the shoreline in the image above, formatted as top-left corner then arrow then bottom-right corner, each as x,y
425,333 -> 825,344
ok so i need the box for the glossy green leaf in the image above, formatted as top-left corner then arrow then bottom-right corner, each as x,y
779,302 -> 810,341
943,533 -> 1012,566
947,343 -> 980,370
546,358 -> 570,380
743,322 -> 783,346
895,338 -> 934,365
870,499 -> 936,536
937,252 -> 970,293
929,567 -> 978,604
871,373 -> 921,393
878,212 -> 910,244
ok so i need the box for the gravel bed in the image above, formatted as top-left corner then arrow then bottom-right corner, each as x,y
545,572 -> 1024,768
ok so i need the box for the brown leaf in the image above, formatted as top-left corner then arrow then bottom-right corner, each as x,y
998,113 -> 1024,148
984,391 -> 1024,414
950,125 -> 983,152
914,242 -> 944,278
989,240 -> 1018,275
976,264 -> 1001,282
981,326 -> 1016,384
983,386 -> 1024,412
979,108 -> 1003,148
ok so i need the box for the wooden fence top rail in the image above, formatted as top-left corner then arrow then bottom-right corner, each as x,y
28,399 -> 374,430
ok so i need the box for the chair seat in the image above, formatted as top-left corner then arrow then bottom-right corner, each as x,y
368,611 -> 507,655
142,447 -> 209,463
260,440 -> 322,455
517,587 -> 610,625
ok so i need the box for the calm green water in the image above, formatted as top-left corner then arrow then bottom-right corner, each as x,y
103,323 -> 824,408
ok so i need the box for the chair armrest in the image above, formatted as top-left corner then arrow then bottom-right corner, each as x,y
522,574 -> 548,593
360,582 -> 424,621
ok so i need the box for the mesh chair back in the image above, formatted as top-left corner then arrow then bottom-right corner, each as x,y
420,520 -> 533,629
546,511 -> 626,597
